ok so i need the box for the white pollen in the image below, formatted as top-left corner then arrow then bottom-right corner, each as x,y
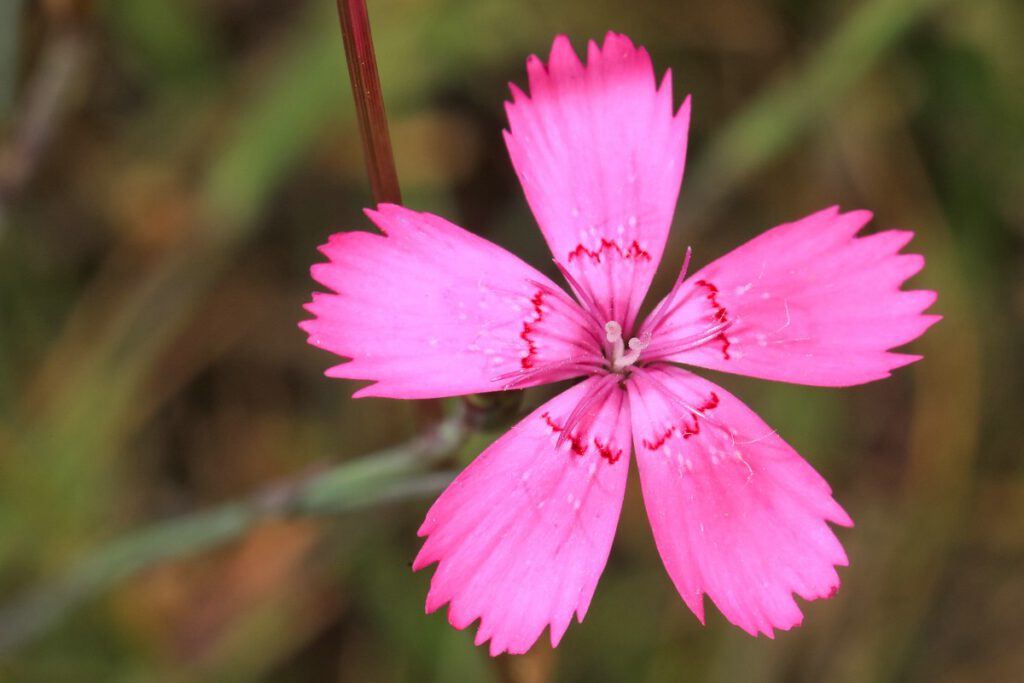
735,282 -> 753,296
483,348 -> 494,355
571,207 -> 580,218
573,499 -> 581,511
627,215 -> 637,228
458,312 -> 468,321
761,292 -> 771,300
428,338 -> 438,347
521,470 -> 531,482
491,356 -> 504,365
467,344 -> 480,352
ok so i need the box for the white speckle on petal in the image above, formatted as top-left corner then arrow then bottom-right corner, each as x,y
627,215 -> 637,228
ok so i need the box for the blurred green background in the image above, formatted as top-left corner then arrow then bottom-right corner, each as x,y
0,0 -> 1020,681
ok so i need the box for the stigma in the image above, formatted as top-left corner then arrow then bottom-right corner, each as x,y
604,321 -> 650,372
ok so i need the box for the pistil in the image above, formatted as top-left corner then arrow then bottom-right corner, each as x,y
605,321 -> 650,372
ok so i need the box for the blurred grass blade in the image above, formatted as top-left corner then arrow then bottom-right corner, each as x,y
686,0 -> 954,221
0,0 -> 22,117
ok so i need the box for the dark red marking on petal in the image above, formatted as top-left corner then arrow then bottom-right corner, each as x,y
541,412 -> 588,456
694,279 -> 732,360
542,411 -> 624,461
641,392 -> 720,451
519,290 -> 546,369
594,439 -> 622,464
567,239 -> 651,264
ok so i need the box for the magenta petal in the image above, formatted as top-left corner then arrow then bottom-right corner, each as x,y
628,365 -> 851,637
642,207 -> 940,386
414,376 -> 632,655
504,33 -> 691,331
301,204 -> 602,399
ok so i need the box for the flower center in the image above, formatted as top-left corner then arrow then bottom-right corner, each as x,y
604,321 -> 650,372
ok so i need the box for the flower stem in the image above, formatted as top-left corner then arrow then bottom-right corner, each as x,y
335,0 -> 401,205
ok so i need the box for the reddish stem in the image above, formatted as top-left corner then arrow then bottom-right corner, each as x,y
335,1 -> 444,424
335,0 -> 402,205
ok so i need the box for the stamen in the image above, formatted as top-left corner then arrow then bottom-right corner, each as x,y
640,246 -> 692,335
555,260 -> 607,325
643,318 -> 734,360
491,356 -> 605,390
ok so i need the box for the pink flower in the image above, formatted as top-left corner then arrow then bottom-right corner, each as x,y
301,33 -> 938,655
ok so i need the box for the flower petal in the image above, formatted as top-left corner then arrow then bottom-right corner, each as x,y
301,204 -> 602,399
504,32 -> 691,331
414,376 -> 632,655
641,207 -> 939,386
628,365 -> 851,637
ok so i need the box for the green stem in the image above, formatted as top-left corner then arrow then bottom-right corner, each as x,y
0,411 -> 467,654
